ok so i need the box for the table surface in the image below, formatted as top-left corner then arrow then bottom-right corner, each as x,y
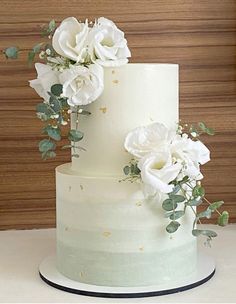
0,224 -> 235,303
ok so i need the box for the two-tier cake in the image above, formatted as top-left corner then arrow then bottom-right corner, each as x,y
56,64 -> 197,287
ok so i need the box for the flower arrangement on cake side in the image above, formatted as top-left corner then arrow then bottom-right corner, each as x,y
4,17 -> 131,159
122,121 -> 229,244
4,16 -> 229,243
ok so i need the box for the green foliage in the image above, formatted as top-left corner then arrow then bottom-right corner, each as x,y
192,185 -> 205,197
42,150 -> 56,160
4,46 -> 19,59
169,210 -> 185,220
41,19 -> 56,37
166,221 -> 180,233
197,209 -> 212,219
35,84 -> 87,160
68,129 -> 84,142
169,194 -> 185,203
187,198 -> 202,206
43,125 -> 61,141
123,166 -> 130,175
217,211 -> 229,227
162,199 -> 177,211
121,160 -> 141,183
192,229 -> 217,238
51,84 -> 63,96
208,201 -> 224,211
38,139 -> 56,152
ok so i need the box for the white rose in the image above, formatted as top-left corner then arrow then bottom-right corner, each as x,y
52,17 -> 89,63
124,123 -> 175,158
88,17 -> 131,67
171,134 -> 210,179
29,63 -> 59,102
138,151 -> 182,194
59,63 -> 104,106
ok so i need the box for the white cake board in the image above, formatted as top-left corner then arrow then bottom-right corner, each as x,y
39,253 -> 215,298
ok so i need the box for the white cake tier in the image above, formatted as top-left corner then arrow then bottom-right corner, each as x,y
56,163 -> 197,287
71,63 -> 179,176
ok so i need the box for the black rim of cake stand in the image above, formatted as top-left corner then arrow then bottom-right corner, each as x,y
39,268 -> 215,299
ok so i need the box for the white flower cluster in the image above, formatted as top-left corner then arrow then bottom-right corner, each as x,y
29,17 -> 131,107
124,123 -> 210,195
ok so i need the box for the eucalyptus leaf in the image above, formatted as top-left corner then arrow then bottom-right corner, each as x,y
192,185 -> 205,197
4,46 -> 19,59
36,103 -> 53,116
42,150 -> 56,160
187,198 -> 202,206
162,199 -> 177,211
192,229 -> 217,238
44,125 -> 61,141
166,221 -> 180,233
169,194 -> 185,203
39,139 -> 56,153
51,84 -> 63,96
68,129 -> 84,142
28,50 -> 36,66
206,127 -> 215,135
198,122 -> 207,131
197,209 -> 212,219
217,211 -> 229,227
42,19 -> 56,36
208,200 -> 224,211
49,95 -> 61,112
169,210 -> 185,220
172,184 -> 181,194
123,166 -> 130,175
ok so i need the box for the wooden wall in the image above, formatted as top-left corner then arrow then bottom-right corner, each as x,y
0,0 -> 236,230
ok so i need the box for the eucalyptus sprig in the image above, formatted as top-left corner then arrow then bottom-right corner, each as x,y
163,177 -> 229,246
178,121 -> 215,139
3,19 -> 57,66
36,84 -> 90,160
120,159 -> 141,183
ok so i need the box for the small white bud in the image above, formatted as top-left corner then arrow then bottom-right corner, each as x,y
67,109 -> 72,114
46,48 -> 51,55
39,51 -> 45,59
61,120 -> 68,126
191,132 -> 197,138
78,109 -> 83,113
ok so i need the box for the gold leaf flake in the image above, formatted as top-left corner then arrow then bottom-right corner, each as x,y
103,231 -> 111,237
112,79 -> 119,84
139,246 -> 144,251
136,201 -> 142,207
99,107 -> 107,114
80,184 -> 84,190
79,271 -> 84,277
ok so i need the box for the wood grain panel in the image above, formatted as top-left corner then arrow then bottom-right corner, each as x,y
0,0 -> 236,230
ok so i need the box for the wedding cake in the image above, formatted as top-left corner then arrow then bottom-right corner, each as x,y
13,16 -> 226,290
56,63 -> 197,287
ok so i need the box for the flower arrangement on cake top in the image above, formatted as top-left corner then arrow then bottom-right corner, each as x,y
4,17 -> 131,159
122,121 -> 229,244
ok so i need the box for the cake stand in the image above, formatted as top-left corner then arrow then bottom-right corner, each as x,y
39,252 -> 215,298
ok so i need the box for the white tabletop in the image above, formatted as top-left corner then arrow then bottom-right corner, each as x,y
0,224 -> 235,303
